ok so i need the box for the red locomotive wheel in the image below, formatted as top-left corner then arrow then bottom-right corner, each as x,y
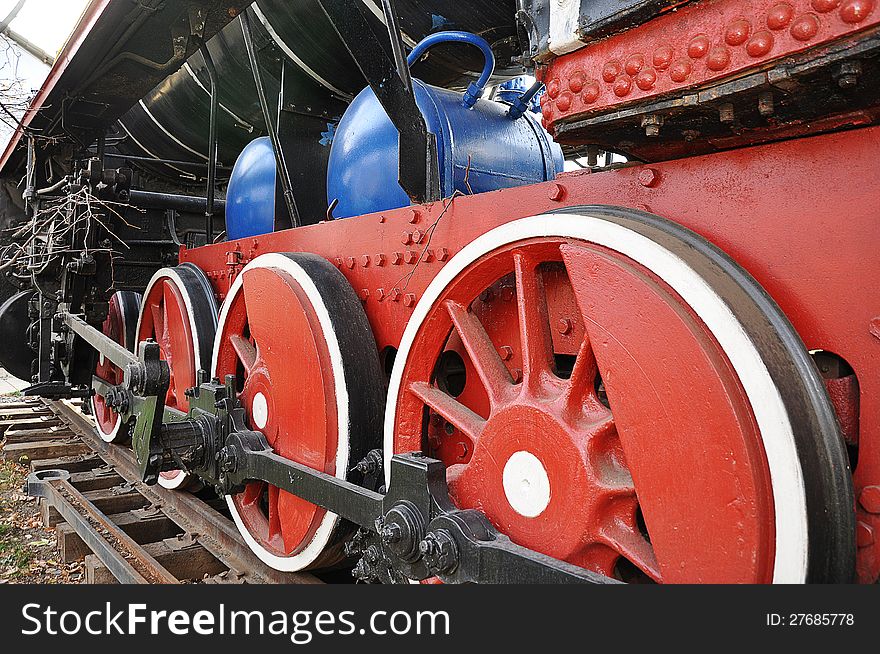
214,253 -> 382,572
386,209 -> 854,583
137,264 -> 218,490
91,291 -> 141,443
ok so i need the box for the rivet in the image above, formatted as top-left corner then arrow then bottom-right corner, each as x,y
725,19 -> 751,46
568,71 -> 586,93
602,60 -> 622,82
391,252 -> 403,265
556,92 -> 573,112
652,45 -> 674,70
409,209 -> 420,224
746,30 -> 774,57
558,318 -> 573,335
719,103 -> 735,123
346,257 -> 356,269
548,183 -> 566,201
707,46 -> 731,71
404,251 -> 418,264
437,248 -> 449,262
546,78 -> 560,98
499,345 -> 514,361
857,521 -> 874,547
613,75 -> 633,97
790,13 -> 819,40
375,253 -> 387,266
403,293 -> 417,308
812,0 -> 840,10
840,0 -> 874,22
361,255 -> 370,267
860,486 -> 880,513
669,58 -> 692,82
636,68 -> 657,90
638,168 -> 660,187
582,81 -> 601,104
767,2 -> 795,29
625,53 -> 645,76
401,232 -> 413,245
688,34 -> 710,59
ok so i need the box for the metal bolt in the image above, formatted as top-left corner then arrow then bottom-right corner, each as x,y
389,288 -> 401,302
346,257 -> 356,269
548,183 -> 566,201
499,345 -> 513,361
401,232 -> 413,245
719,103 -> 735,124
641,114 -> 663,137
859,486 -> 880,514
403,294 -> 417,307
376,288 -> 385,301
361,255 -> 370,267
512,368 -> 523,383
835,61 -> 861,89
558,318 -> 573,335
391,252 -> 403,265
409,208 -> 420,224
413,229 -> 424,243
380,523 -> 402,545
857,521 -> 874,547
404,251 -> 418,264
758,91 -> 774,117
419,530 -> 459,574
437,248 -> 449,262
375,253 -> 387,266
360,289 -> 370,301
638,168 -> 660,188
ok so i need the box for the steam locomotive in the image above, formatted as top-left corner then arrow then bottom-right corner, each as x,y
0,0 -> 876,584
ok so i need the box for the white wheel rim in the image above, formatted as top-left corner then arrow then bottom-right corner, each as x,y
94,292 -> 136,443
213,253 -> 351,572
383,213 -> 808,583
137,268 -> 216,490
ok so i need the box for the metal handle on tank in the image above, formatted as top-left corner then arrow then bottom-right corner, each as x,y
406,31 -> 495,109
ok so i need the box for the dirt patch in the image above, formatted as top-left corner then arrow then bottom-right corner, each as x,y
1,438 -> 84,584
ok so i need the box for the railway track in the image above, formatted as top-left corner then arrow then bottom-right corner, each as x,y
0,397 -> 321,585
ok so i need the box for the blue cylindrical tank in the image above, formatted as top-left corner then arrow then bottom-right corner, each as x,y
327,34 -> 563,220
225,137 -> 276,240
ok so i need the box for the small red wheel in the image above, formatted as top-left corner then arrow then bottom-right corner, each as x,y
386,209 -> 854,583
91,291 -> 141,443
136,264 -> 218,490
213,253 -> 383,571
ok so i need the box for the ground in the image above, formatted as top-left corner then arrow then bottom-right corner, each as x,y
0,389 -> 83,584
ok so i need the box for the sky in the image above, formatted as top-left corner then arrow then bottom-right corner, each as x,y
1,0 -> 90,147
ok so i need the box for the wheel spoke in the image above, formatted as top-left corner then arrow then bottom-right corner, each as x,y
267,485 -> 282,542
562,337 -> 600,417
408,381 -> 485,442
241,481 -> 264,506
230,334 -> 257,373
445,300 -> 513,409
601,518 -> 661,582
513,252 -> 553,390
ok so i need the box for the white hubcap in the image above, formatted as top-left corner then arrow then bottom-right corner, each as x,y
252,392 -> 269,430
502,450 -> 551,518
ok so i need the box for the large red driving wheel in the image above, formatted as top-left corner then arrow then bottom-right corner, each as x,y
214,253 -> 383,572
386,209 -> 854,583
91,291 -> 141,443
137,264 -> 218,490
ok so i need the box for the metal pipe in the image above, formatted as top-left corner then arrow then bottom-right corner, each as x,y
241,9 -> 300,228
128,189 -> 226,214
103,153 -> 232,172
198,40 -> 219,244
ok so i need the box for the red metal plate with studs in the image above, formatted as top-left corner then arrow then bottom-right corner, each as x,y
538,0 -> 878,134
